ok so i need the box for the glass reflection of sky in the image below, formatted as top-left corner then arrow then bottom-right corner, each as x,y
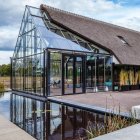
31,9 -> 91,52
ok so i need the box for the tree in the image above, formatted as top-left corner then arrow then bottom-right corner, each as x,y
0,64 -> 11,76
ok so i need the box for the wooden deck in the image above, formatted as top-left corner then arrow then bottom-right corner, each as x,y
49,90 -> 140,115
0,115 -> 35,140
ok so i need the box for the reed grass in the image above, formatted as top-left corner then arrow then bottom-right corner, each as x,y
84,109 -> 139,139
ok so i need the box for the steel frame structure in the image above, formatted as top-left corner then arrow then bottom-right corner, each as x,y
11,6 -> 113,97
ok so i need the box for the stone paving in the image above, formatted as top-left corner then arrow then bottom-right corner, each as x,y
92,123 -> 140,140
0,115 -> 35,140
54,90 -> 140,113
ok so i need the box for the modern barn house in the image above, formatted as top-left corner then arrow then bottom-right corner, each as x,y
11,5 -> 140,97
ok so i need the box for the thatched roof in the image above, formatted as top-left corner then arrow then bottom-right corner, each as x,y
40,4 -> 140,65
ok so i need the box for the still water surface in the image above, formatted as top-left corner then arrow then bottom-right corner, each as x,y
0,92 -> 11,119
0,92 -> 108,140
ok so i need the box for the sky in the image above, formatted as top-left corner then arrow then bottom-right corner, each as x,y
0,0 -> 140,65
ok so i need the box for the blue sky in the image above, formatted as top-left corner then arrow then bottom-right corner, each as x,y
0,0 -> 140,64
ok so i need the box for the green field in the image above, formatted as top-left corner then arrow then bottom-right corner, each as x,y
0,77 -> 10,89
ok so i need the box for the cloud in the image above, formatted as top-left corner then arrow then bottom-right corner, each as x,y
0,0 -> 140,65
0,51 -> 13,65
0,0 -> 44,26
0,25 -> 19,51
46,0 -> 121,16
96,6 -> 140,31
0,0 -> 44,52
46,0 -> 140,31
0,0 -> 139,52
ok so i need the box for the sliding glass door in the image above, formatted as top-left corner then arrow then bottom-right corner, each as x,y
62,54 -> 85,95
86,56 -> 96,92
63,55 -> 74,94
75,56 -> 83,93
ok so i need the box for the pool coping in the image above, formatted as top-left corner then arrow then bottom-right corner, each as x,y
12,91 -> 132,118
48,96 -> 131,118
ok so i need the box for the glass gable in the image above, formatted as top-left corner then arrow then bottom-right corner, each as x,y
32,15 -> 91,52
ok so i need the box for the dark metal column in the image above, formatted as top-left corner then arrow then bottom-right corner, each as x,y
33,29 -> 37,94
112,62 -> 115,91
62,105 -> 65,140
43,49 -> 46,96
82,55 -> 86,93
10,94 -> 13,122
14,94 -> 17,123
96,56 -> 99,88
23,97 -> 26,129
46,102 -> 50,139
23,34 -> 26,91
73,55 -> 76,94
62,54 -> 65,95
32,100 -> 37,137
46,49 -> 50,96
73,108 -> 77,137
42,102 -> 46,139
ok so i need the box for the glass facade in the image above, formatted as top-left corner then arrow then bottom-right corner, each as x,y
49,52 -> 62,96
62,54 -> 85,95
86,55 -> 112,92
11,6 -> 113,96
12,53 -> 44,96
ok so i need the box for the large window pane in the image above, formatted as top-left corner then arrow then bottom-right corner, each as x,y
50,52 -> 62,96
105,56 -> 112,91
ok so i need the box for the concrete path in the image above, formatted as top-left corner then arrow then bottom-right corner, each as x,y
0,115 -> 35,140
92,123 -> 140,140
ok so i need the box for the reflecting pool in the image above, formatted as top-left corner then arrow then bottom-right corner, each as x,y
0,92 -> 11,119
10,93 -> 106,140
0,92 -> 136,140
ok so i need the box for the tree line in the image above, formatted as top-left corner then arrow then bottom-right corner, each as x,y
0,64 -> 11,76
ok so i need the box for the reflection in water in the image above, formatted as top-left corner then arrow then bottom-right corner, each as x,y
10,93 -> 105,140
0,92 -> 4,98
0,92 -> 11,119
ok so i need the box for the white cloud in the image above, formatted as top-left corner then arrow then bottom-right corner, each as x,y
0,0 -> 140,65
46,0 -> 121,16
0,0 -> 44,64
95,7 -> 140,31
0,51 -> 13,65
0,25 -> 19,51
46,0 -> 140,31
0,0 -> 44,48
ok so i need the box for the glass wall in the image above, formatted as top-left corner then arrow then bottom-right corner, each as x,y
12,53 -> 44,96
105,56 -> 112,91
75,56 -> 83,93
64,55 -> 74,94
62,54 -> 84,95
86,55 -> 96,92
86,55 -> 112,92
49,52 -> 62,96
12,6 -> 46,96
96,56 -> 105,91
